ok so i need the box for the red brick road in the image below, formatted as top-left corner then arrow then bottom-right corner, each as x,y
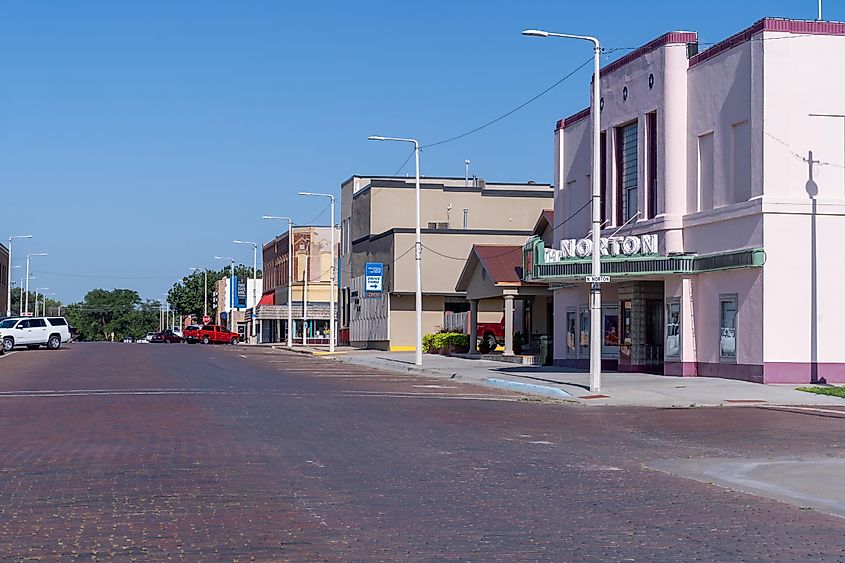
0,343 -> 843,560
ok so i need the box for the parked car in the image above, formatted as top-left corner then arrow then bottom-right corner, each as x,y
122,336 -> 134,343
150,330 -> 183,344
197,324 -> 240,345
0,316 -> 72,352
144,332 -> 157,343
183,325 -> 201,343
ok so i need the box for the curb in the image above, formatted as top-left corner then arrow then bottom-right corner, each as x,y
484,378 -> 573,399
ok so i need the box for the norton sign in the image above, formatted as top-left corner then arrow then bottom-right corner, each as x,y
545,233 -> 658,262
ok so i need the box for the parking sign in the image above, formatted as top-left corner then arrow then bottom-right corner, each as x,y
365,263 -> 383,293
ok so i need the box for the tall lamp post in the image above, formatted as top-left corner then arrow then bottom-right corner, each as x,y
297,192 -> 336,353
262,216 -> 295,348
7,235 -> 33,317
34,288 -> 49,317
523,28 -> 603,393
234,240 -> 259,345
214,256 -> 236,332
189,267 -> 209,320
24,252 -> 47,316
368,135 -> 423,366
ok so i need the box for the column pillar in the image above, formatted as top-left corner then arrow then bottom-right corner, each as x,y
469,299 -> 479,354
504,294 -> 515,356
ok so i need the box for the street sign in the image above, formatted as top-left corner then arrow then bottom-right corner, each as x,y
365,262 -> 384,293
585,275 -> 611,283
202,315 -> 211,324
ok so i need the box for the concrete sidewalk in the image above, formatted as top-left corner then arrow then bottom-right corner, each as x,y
280,346 -> 845,408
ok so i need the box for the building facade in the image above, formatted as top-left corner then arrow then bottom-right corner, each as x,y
340,175 -> 553,350
256,225 -> 338,344
0,243 -> 8,317
524,18 -> 845,383
211,276 -> 261,339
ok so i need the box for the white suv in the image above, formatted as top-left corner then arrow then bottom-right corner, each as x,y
0,317 -> 72,352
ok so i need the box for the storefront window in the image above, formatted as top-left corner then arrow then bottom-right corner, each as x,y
666,300 -> 681,358
566,311 -> 576,356
579,308 -> 590,356
719,295 -> 737,362
604,312 -> 619,346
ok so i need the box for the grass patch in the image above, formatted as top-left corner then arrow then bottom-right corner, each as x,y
796,386 -> 845,398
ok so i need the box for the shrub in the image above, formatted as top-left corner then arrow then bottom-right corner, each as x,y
422,333 -> 435,353
425,332 -> 469,353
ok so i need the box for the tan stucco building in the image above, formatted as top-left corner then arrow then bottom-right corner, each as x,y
339,175 -> 553,350
257,225 -> 338,344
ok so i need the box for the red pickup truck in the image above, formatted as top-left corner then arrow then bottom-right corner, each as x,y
197,324 -> 240,345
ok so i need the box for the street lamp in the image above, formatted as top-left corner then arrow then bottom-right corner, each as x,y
24,252 -> 47,316
214,256 -> 236,332
262,216 -> 295,348
234,240 -> 259,345
523,28 -> 603,393
34,288 -> 49,317
189,267 -> 209,320
7,235 -> 33,317
368,135 -> 423,366
297,192 -> 336,353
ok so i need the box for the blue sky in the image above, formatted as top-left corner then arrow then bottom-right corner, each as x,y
0,0 -> 838,303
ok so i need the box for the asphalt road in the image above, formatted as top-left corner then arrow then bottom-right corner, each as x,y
0,342 -> 843,560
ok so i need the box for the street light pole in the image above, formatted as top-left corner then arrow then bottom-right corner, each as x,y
24,252 -> 47,316
298,192 -> 336,353
234,240 -> 259,344
7,235 -> 33,317
523,28 -> 603,393
368,135 -> 423,366
214,256 -> 237,333
262,216 -> 295,348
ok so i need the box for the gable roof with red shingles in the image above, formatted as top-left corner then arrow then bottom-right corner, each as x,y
456,244 -> 543,292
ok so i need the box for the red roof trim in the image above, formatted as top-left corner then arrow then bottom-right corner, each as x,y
555,32 -> 696,131
602,31 -> 698,76
690,18 -> 845,68
556,107 -> 590,131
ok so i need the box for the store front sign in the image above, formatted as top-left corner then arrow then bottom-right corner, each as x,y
546,234 -> 658,263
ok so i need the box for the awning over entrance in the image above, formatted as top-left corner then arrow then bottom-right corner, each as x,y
522,237 -> 766,282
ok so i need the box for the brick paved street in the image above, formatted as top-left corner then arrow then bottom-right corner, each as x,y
0,343 -> 844,561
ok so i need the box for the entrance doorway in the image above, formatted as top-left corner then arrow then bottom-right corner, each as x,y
617,281 -> 665,373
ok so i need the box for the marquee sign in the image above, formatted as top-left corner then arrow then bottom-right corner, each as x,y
545,234 -> 658,263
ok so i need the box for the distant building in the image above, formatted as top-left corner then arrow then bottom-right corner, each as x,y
524,18 -> 845,383
256,225 -> 338,344
340,175 -> 553,350
211,276 -> 260,339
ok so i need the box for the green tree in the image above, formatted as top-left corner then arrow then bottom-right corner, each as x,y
167,265 -> 261,321
65,289 -> 160,341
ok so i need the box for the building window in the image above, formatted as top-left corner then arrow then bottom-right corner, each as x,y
731,120 -> 751,204
600,130 -> 607,225
566,310 -> 576,357
665,299 -> 681,358
646,111 -> 657,219
697,132 -> 714,211
615,121 -> 638,224
719,294 -> 738,362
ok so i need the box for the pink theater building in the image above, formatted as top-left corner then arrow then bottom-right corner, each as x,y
522,18 -> 845,383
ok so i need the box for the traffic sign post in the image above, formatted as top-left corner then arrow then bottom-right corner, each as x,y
202,315 -> 211,324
